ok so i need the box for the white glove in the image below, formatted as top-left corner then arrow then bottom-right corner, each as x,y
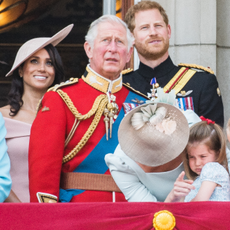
183,109 -> 201,127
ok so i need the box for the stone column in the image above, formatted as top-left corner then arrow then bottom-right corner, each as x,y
217,0 -> 230,128
103,0 -> 116,15
156,0 -> 217,73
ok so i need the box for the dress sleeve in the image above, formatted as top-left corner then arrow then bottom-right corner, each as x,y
0,113 -> 11,202
226,147 -> 230,169
105,145 -> 157,202
29,91 -> 67,202
200,162 -> 228,186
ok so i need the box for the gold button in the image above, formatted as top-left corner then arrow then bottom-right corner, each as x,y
154,83 -> 159,88
217,88 -> 221,97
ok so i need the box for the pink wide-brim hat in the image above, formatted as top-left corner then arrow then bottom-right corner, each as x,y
118,102 -> 189,167
6,24 -> 74,77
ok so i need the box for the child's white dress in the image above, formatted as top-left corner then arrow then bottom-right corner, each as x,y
185,162 -> 230,201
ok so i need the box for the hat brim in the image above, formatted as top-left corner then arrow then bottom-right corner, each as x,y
118,102 -> 189,167
6,24 -> 74,77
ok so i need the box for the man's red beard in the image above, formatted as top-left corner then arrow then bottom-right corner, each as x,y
135,36 -> 169,60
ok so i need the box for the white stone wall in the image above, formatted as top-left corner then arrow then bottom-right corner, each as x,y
158,0 -> 217,72
134,0 -> 217,73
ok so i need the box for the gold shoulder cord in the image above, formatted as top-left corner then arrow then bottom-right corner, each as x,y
178,63 -> 214,74
56,89 -> 108,164
121,68 -> 133,75
123,83 -> 149,99
35,78 -> 79,116
48,78 -> 79,92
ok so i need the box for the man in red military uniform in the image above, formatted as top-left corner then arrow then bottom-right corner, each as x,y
29,15 -> 147,202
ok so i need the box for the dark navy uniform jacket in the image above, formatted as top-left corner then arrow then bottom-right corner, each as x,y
123,57 -> 224,126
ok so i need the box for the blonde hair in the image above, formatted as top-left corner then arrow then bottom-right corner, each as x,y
125,1 -> 169,33
183,121 -> 228,180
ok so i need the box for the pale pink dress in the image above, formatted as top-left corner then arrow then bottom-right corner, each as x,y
4,117 -> 31,202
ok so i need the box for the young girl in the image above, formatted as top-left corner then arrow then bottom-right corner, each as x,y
171,119 -> 230,202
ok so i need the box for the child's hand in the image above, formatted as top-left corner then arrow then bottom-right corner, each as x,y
173,171 -> 195,199
165,171 -> 195,202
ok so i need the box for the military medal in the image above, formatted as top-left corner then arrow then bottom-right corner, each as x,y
149,77 -> 159,99
81,65 -> 121,141
103,108 -> 109,140
131,98 -> 144,104
104,94 -> 119,140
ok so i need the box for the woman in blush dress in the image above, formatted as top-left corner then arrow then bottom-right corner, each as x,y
0,24 -> 73,202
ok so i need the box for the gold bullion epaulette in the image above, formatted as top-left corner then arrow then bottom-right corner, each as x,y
122,68 -> 133,75
48,77 -> 79,92
123,82 -> 149,99
178,63 -> 214,74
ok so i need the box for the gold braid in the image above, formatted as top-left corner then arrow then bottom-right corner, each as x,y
178,63 -> 214,74
57,89 -> 107,120
56,89 -> 108,164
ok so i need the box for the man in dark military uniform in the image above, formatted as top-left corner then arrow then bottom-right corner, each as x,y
123,1 -> 224,126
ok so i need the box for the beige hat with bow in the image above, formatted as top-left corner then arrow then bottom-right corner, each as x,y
118,102 -> 189,167
6,24 -> 74,77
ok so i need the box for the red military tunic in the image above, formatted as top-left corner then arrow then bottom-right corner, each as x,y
29,66 -> 147,202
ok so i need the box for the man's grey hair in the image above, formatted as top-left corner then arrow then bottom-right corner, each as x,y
85,15 -> 134,51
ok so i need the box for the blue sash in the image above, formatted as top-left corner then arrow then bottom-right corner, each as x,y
59,91 -> 146,202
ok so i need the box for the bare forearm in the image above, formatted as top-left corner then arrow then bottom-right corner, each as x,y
4,190 -> 21,203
